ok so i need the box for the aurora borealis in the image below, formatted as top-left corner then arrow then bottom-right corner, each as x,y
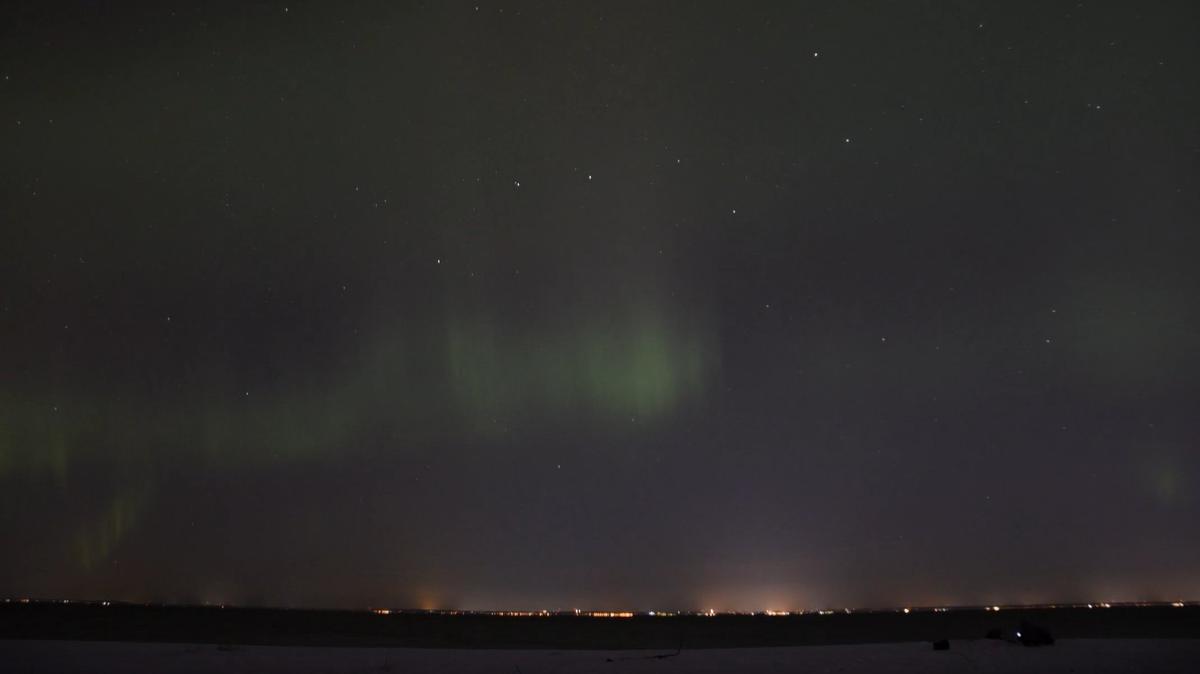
3,2 -> 1200,612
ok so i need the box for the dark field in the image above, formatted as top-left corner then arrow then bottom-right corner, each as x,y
3,602 -> 1197,649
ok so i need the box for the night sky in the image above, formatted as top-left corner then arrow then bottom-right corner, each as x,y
3,1 -> 1199,612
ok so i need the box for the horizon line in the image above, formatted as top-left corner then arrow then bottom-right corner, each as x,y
4,596 -> 1195,615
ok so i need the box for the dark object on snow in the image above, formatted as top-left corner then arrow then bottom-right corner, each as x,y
932,639 -> 950,651
1016,620 -> 1055,647
985,627 -> 1004,639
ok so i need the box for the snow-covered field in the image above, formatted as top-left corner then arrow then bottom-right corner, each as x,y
4,639 -> 1200,673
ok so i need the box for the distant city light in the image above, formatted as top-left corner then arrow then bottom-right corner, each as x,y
7,598 -> 1195,620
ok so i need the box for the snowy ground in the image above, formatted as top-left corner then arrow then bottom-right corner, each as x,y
4,638 -> 1200,673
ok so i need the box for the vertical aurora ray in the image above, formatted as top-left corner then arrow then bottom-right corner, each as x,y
445,306 -> 714,426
